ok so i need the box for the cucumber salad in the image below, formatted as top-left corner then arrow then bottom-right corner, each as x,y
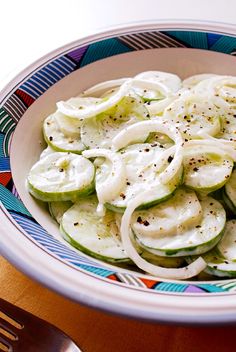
27,71 -> 236,280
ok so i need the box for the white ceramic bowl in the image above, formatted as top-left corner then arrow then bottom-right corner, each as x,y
1,20 -> 236,324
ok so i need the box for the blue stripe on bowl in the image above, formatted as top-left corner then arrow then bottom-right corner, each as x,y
154,282 -> 188,292
0,184 -> 31,217
209,35 -> 236,53
0,157 -> 10,171
32,74 -> 51,89
165,31 -> 208,49
19,56 -> 77,99
0,133 -> 5,157
79,38 -> 133,67
197,284 -> 227,292
207,33 -> 222,47
74,264 -> 115,277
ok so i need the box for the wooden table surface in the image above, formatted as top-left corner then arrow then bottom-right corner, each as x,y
1,256 -> 236,352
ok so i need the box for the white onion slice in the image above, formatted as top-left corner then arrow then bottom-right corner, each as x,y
112,120 -> 182,149
193,75 -> 236,99
182,74 -> 218,88
57,79 -> 133,119
149,144 -> 183,185
82,78 -> 130,97
159,147 -> 182,185
112,120 -> 183,184
135,71 -> 181,92
82,77 -> 171,100
65,96 -> 102,107
120,189 -> 206,279
185,138 -> 236,161
147,97 -> 176,115
131,79 -> 171,96
83,149 -> 126,205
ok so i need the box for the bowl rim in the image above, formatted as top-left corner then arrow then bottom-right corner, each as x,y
1,19 -> 236,325
1,18 -> 236,103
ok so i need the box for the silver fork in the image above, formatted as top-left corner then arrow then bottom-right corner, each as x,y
0,298 -> 82,352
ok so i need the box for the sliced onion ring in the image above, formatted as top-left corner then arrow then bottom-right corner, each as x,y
120,189 -> 206,279
57,79 -> 133,119
135,71 -> 181,92
147,97 -> 176,115
131,78 -> 171,96
185,137 -> 236,162
82,78 -> 130,97
83,149 -> 126,205
112,120 -> 183,185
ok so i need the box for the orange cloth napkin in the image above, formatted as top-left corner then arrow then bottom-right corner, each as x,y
0,255 -> 236,352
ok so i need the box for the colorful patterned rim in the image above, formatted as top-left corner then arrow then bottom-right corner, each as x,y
1,28 -> 236,296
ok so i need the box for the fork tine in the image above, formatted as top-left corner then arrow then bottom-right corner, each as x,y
0,299 -> 82,352
0,318 -> 19,337
0,299 -> 26,325
0,334 -> 12,351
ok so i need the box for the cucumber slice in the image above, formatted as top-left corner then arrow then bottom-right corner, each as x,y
141,251 -> 185,268
27,152 -> 95,202
199,220 -> 236,277
225,169 -> 236,208
192,76 -> 236,131
132,188 -> 202,238
81,95 -> 149,149
145,132 -> 174,149
183,146 -> 233,193
201,250 -> 236,278
39,146 -> 55,159
60,196 -> 130,263
216,114 -> 236,143
49,201 -> 73,224
210,188 -> 234,216
163,92 -> 221,139
222,188 -> 236,215
43,111 -> 85,154
218,219 -> 236,260
133,196 -> 226,257
105,143 -> 182,212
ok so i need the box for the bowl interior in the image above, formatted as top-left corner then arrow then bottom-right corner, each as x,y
10,47 -> 236,275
